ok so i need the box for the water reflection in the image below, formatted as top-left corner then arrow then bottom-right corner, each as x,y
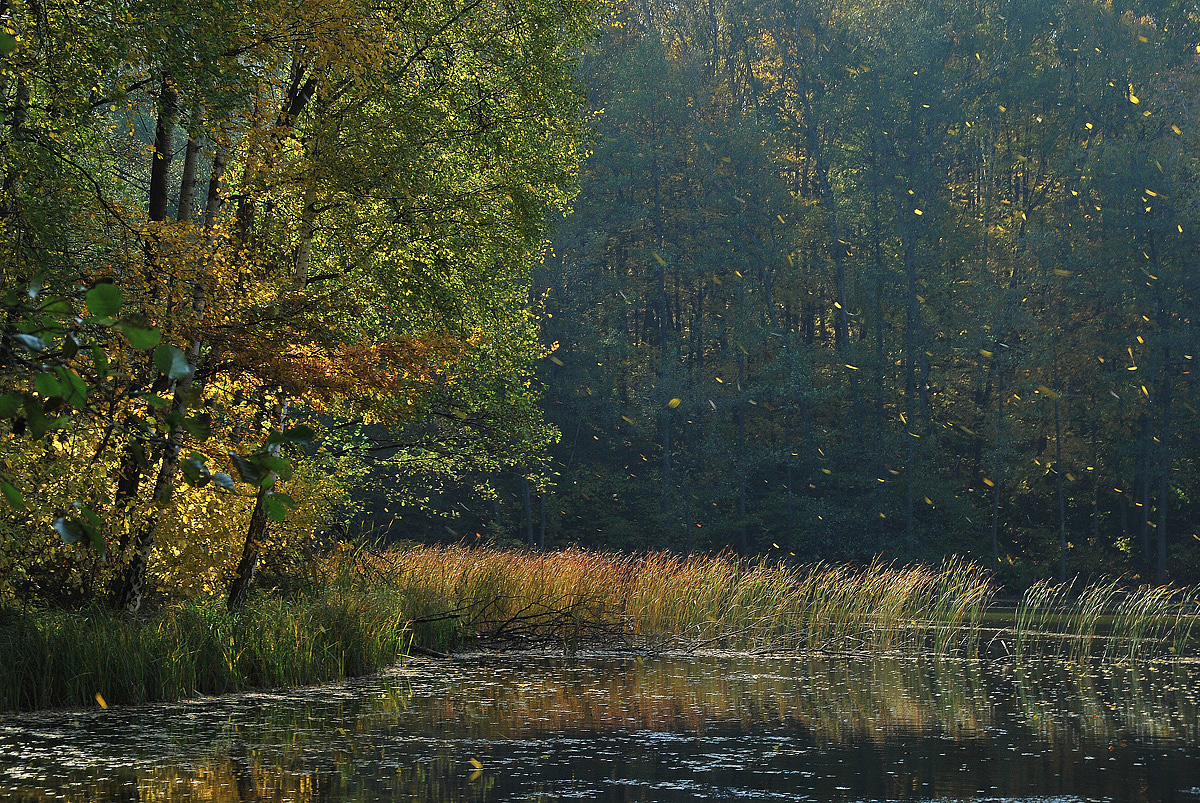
1,653 -> 1199,802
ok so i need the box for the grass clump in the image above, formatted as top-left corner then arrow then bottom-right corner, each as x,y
0,588 -> 408,711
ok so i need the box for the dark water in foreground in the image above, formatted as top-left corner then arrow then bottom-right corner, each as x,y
2,653 -> 1200,802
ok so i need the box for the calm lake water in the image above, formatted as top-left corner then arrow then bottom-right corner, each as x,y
2,653 -> 1200,802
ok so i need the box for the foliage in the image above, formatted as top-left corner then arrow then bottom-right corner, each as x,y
529,0 -> 1200,584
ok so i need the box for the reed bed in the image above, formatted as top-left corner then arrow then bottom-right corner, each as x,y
318,545 -> 997,657
1007,578 -> 1200,662
0,588 -> 409,711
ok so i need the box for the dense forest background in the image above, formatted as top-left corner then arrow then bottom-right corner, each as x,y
398,0 -> 1200,587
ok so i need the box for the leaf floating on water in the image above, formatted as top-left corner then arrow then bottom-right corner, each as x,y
621,415 -> 634,424
95,692 -> 107,709
668,398 -> 681,408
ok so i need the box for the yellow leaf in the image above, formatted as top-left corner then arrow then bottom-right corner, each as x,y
1172,124 -> 1182,135
715,376 -> 724,383
1054,269 -> 1072,276
914,208 -> 923,215
549,355 -> 565,366
983,477 -> 995,487
668,398 -> 681,408
845,364 -> 860,370
1066,473 -> 1076,482
924,497 -> 933,505
652,251 -> 667,265
470,758 -> 484,770
621,415 -> 634,424
1085,122 -> 1093,130
95,692 -> 108,709
734,270 -> 743,278
822,468 -> 832,475
979,349 -> 993,358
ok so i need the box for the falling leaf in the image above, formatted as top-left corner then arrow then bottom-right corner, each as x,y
999,105 -> 1007,112
1066,473 -> 1076,481
1129,92 -> 1140,104
621,415 -> 634,424
983,477 -> 995,487
914,208 -> 923,215
772,543 -> 780,548
652,251 -> 667,265
715,376 -> 724,383
1145,189 -> 1158,197
1054,269 -> 1072,277
845,364 -> 860,370
470,758 -> 484,770
1036,384 -> 1061,400
1085,122 -> 1093,130
668,398 -> 681,408
924,497 -> 933,505
1172,124 -> 1182,135
979,349 -> 993,358
549,355 -> 565,366
734,270 -> 743,278
95,692 -> 108,709
822,468 -> 832,474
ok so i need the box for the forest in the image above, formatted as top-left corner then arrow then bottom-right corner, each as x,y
521,0 -> 1200,586
2,0 -> 1200,623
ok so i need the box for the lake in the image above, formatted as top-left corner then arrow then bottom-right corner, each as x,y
2,652 -> 1200,801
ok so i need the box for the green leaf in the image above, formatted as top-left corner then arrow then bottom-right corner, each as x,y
263,494 -> 289,522
182,412 -> 211,440
0,393 -> 22,418
143,393 -> 171,410
53,516 -> 84,544
1,481 -> 24,510
229,452 -> 263,485
153,344 -> 191,380
12,333 -> 46,351
259,455 -> 294,481
180,454 -> 211,486
211,472 -> 236,492
92,346 -> 109,380
116,324 -> 162,350
34,372 -> 63,399
85,284 -> 123,318
25,398 -> 51,439
272,492 -> 298,510
54,366 -> 89,409
0,30 -> 17,55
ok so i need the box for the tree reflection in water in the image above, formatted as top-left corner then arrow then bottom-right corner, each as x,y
1,654 -> 1198,802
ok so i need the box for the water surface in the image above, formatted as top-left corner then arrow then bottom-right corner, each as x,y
2,652 -> 1200,801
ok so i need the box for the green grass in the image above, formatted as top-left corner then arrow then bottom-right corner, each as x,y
0,588 -> 409,711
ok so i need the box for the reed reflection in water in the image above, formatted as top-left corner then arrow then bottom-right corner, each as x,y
1,653 -> 1199,802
